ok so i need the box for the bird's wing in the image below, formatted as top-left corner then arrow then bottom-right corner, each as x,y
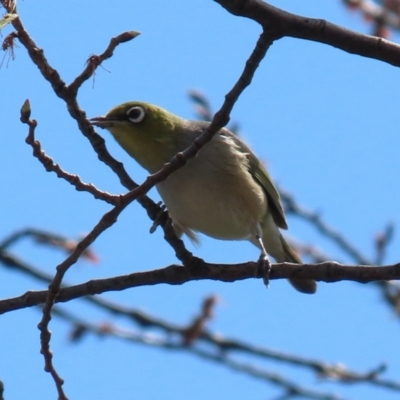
226,130 -> 288,230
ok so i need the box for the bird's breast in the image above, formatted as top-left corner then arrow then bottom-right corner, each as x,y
156,136 -> 267,240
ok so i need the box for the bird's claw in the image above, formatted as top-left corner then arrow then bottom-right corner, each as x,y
256,254 -> 272,288
149,202 -> 167,234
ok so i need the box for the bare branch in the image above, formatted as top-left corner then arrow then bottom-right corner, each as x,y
280,188 -> 371,265
2,260 -> 400,316
69,31 -> 140,95
20,105 -> 118,205
0,228 -> 99,262
2,247 -> 400,393
373,222 -> 395,265
215,0 -> 400,67
343,0 -> 400,38
36,205 -> 125,393
50,306 -> 345,400
10,17 -> 192,268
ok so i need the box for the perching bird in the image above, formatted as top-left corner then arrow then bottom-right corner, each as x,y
91,101 -> 316,294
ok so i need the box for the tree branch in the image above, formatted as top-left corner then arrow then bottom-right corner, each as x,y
215,0 -> 400,66
2,260 -> 400,315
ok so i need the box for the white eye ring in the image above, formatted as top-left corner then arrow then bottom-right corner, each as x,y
126,106 -> 145,123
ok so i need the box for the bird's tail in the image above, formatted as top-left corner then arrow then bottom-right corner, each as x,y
279,236 -> 317,294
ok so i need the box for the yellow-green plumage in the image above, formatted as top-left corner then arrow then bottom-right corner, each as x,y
91,101 -> 317,294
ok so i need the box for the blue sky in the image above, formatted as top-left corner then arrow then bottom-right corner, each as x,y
2,1 -> 400,399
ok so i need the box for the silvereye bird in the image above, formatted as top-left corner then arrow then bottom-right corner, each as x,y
91,101 -> 317,294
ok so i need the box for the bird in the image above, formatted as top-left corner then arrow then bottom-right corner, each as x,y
90,101 -> 317,294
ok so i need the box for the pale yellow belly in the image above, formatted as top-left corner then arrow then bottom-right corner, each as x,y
156,153 -> 267,241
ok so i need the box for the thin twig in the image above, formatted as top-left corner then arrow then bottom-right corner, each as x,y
68,31 -> 140,95
280,188 -> 371,265
19,105 -> 118,205
49,306 -> 345,400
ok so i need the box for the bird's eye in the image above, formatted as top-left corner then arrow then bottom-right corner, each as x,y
126,106 -> 145,123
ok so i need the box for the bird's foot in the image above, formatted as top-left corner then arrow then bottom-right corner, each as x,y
256,254 -> 272,288
254,234 -> 271,287
149,202 -> 167,234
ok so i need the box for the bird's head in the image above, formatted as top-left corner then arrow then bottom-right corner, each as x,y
91,101 -> 191,173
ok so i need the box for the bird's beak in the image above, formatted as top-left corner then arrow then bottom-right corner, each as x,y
90,116 -> 117,129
